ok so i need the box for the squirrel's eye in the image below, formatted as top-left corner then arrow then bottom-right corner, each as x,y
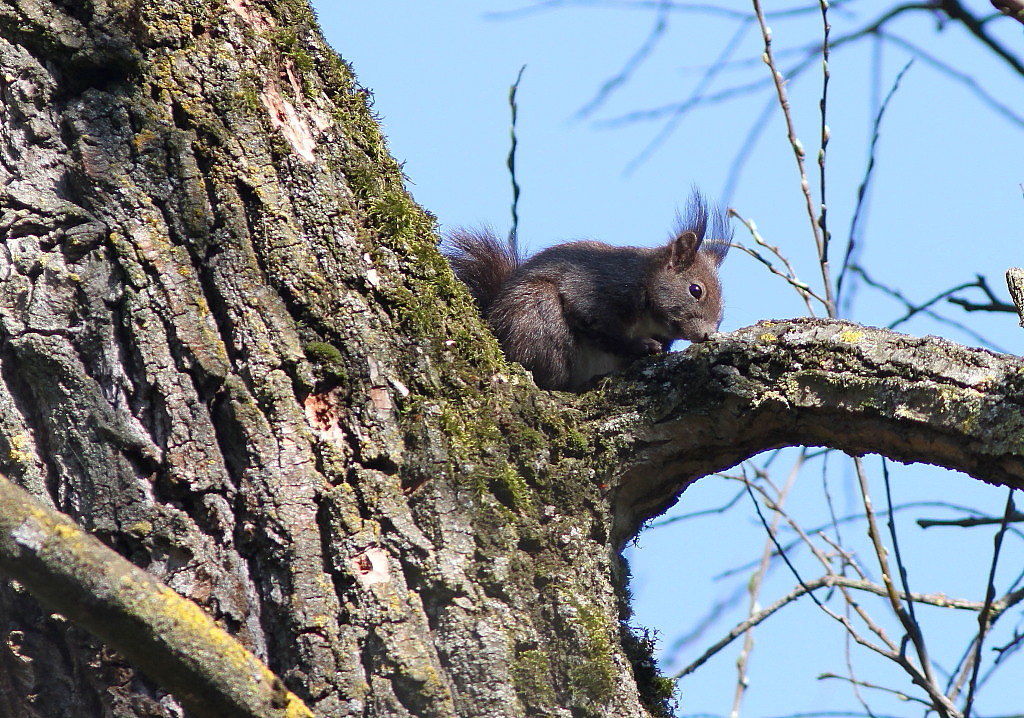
689,283 -> 703,299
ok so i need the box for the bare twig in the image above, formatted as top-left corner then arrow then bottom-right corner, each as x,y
741,476 -> 895,651
715,498 -> 991,583
891,280 -> 981,327
939,0 -> 1024,76
623,19 -> 752,174
881,458 -> 924,666
750,0 -> 835,315
817,673 -> 932,706
975,622 -> 1024,697
853,457 -> 948,714
597,71 -> 781,128
649,485 -> 746,528
762,712 -> 905,718
508,65 -> 527,248
818,453 -> 844,564
486,0 -> 753,21
948,584 -> 1024,701
816,532 -> 868,583
878,32 -> 1024,128
948,274 -> 1018,315
992,629 -> 1024,664
949,298 -> 1018,314
835,61 -> 913,303
662,6 -> 1024,129
675,572 -> 992,680
662,581 -> 752,667
963,489 -> 1017,717
840,600 -> 872,714
738,476 -> 962,715
948,567 -> 1024,700
722,96 -> 775,205
850,265 -> 1010,353
731,458 -> 802,716
918,511 -> 1024,529
557,0 -> 1023,199
817,0 -> 832,315
487,0 -> 854,21
673,3 -> 928,76
0,474 -> 314,718
837,33 -> 883,318
699,4 -> 1024,124
729,210 -> 826,314
742,471 -> 824,609
575,0 -> 669,120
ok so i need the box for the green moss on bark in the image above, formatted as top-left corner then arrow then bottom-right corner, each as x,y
512,648 -> 557,713
568,601 -> 617,707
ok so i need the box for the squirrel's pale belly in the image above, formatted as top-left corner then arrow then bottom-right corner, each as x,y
571,346 -> 628,389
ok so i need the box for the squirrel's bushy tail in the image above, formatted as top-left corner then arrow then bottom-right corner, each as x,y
444,228 -> 522,312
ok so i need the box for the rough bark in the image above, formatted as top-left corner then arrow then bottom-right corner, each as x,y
603,319 -> 1024,540
0,473 -> 313,718
0,3 -> 1020,718
0,2 -> 649,716
1007,267 -> 1024,326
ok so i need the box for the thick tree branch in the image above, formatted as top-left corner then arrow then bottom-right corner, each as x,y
597,318 -> 1024,538
0,475 -> 314,718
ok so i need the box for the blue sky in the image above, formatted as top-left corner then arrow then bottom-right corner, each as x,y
317,2 -> 1023,715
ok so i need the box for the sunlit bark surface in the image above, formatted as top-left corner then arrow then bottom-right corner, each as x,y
0,3 -> 1020,718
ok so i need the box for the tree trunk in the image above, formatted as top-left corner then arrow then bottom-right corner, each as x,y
0,3 -> 1020,718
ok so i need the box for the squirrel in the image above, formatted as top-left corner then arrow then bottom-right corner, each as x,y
445,192 -> 731,391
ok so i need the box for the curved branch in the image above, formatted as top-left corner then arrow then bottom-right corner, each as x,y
599,318 -> 1024,538
0,475 -> 314,718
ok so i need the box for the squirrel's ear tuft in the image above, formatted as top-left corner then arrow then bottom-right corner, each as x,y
667,188 -> 732,268
702,240 -> 729,266
668,230 -> 701,270
667,188 -> 708,269
701,204 -> 733,267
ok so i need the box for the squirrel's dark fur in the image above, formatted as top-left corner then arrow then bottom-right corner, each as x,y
445,192 -> 731,391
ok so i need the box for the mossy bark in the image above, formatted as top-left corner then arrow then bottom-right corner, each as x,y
0,2 -> 660,716
0,3 -> 1021,718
